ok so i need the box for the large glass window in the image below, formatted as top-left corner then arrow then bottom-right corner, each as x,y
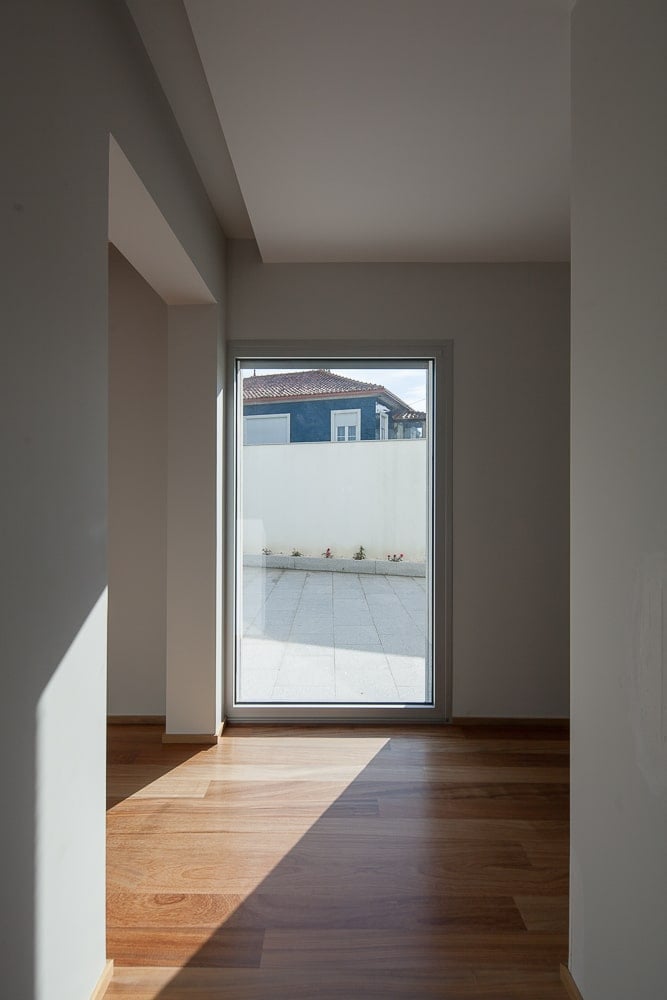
225,342 -> 451,723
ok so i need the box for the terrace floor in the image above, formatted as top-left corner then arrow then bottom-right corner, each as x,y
239,567 -> 428,703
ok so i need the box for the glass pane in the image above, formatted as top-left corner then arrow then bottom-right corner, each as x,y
237,362 -> 432,705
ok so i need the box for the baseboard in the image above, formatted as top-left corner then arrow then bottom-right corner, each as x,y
452,716 -> 569,728
162,719 -> 226,744
90,959 -> 113,1000
560,964 -> 584,1000
107,715 -> 166,725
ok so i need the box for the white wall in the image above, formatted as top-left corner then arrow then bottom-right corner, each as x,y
228,241 -> 570,718
108,245 -> 167,716
570,2 -> 667,996
166,306 -> 221,736
0,2 -> 225,997
243,439 -> 427,560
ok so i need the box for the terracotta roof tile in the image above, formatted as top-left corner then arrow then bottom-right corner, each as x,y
243,369 -> 386,401
393,409 -> 426,421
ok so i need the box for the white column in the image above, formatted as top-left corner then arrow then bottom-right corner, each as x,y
570,2 -> 667,997
166,305 -> 222,738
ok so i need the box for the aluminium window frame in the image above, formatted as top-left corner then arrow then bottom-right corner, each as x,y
225,339 -> 453,723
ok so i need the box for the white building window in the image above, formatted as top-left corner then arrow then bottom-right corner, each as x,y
376,403 -> 389,440
331,408 -> 361,442
244,413 -> 290,445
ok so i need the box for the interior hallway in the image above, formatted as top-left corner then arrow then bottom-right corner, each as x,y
106,722 -> 569,999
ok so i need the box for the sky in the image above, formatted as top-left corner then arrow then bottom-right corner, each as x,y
242,366 -> 428,411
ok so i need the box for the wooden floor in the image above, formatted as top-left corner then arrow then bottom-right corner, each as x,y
106,723 -> 570,999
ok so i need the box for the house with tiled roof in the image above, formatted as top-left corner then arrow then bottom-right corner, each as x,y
242,369 -> 426,444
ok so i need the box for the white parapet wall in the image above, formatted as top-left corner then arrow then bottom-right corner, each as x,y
242,438 -> 427,562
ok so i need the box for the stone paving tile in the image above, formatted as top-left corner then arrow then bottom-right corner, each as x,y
333,580 -> 366,592
365,591 -> 404,605
334,626 -> 383,651
277,655 -> 335,687
265,597 -> 301,612
380,631 -> 427,657
298,595 -> 333,607
251,603 -> 294,619
240,568 -> 428,703
291,625 -> 333,639
240,638 -> 285,670
333,610 -> 374,627
283,640 -> 334,657
386,653 -> 427,686
237,668 -> 280,701
272,685 -> 337,702
245,624 -> 292,641
397,685 -> 427,703
370,610 -> 415,631
334,648 -> 390,670
360,575 -> 394,592
292,612 -> 333,628
335,667 -> 400,702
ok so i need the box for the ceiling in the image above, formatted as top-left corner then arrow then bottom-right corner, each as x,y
129,0 -> 571,263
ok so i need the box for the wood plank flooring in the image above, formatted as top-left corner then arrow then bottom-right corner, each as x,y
106,723 -> 570,999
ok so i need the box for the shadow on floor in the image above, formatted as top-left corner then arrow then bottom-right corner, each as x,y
106,723 -> 570,999
106,724 -> 208,808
